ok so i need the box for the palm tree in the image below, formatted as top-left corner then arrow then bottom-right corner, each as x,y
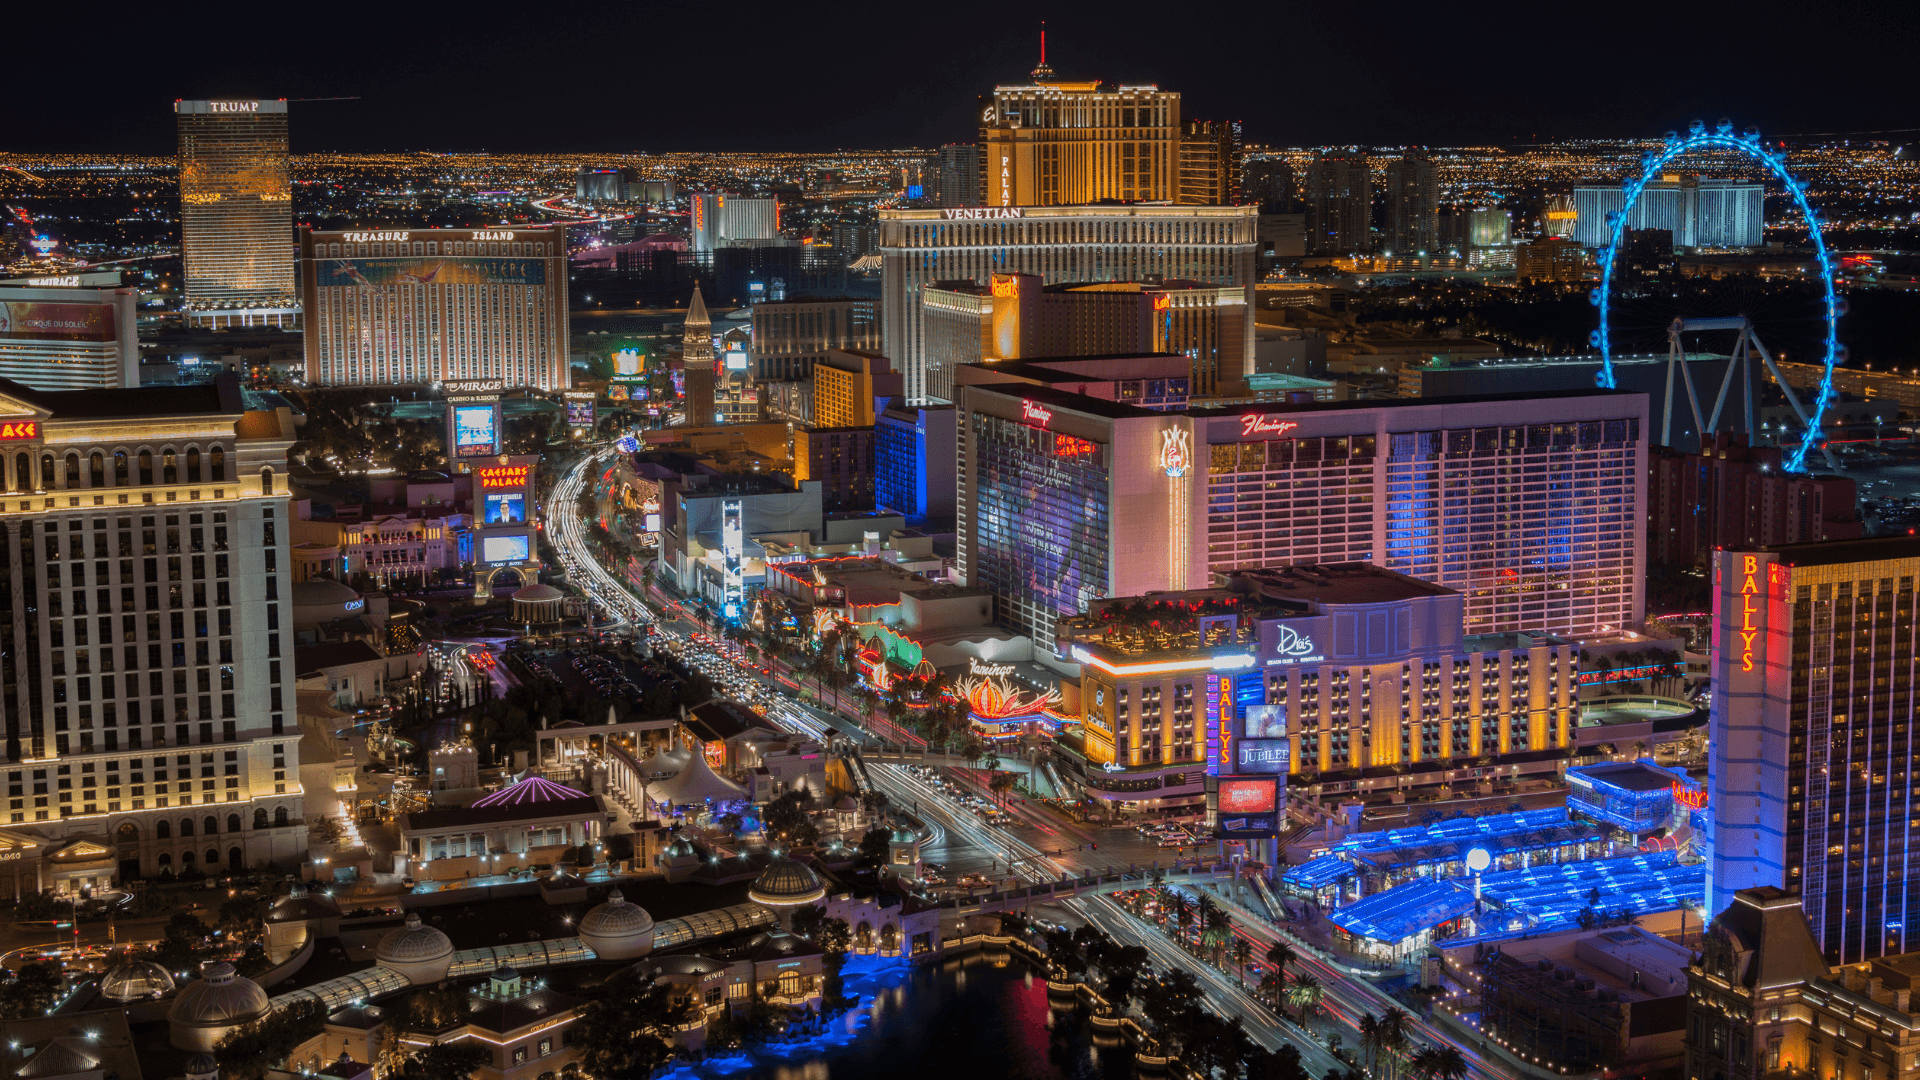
989,769 -> 1018,809
1230,937 -> 1253,985
1421,1046 -> 1467,1080
1378,1007 -> 1411,1080
1171,893 -> 1194,950
1359,1014 -> 1382,1076
1265,940 -> 1295,974
1286,972 -> 1323,1027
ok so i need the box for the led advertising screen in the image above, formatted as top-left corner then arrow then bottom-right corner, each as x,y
452,405 -> 497,457
483,492 -> 525,525
564,394 -> 595,427
1244,704 -> 1286,739
1216,775 -> 1280,839
480,534 -> 529,564
644,513 -> 661,533
1235,739 -> 1290,773
725,350 -> 747,371
0,300 -> 117,342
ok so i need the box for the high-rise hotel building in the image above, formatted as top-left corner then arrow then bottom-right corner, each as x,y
1708,537 -> 1920,963
0,374 -> 306,894
299,227 -> 568,390
176,100 -> 299,329
978,78 -> 1181,207
881,205 -> 1258,402
955,384 -> 1647,648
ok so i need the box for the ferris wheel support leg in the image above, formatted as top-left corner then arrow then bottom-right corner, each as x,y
1704,344 -> 1741,438
1750,331 -> 1843,474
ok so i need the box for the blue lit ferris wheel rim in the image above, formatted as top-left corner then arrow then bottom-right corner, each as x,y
1591,126 -> 1840,474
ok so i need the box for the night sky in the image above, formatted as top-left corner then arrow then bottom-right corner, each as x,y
13,0 -> 1920,154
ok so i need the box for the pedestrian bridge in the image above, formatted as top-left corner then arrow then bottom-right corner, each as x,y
937,860 -> 1237,915
852,743 -> 1041,773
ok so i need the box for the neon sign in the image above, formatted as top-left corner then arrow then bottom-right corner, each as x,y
0,421 -> 38,441
943,207 -> 1024,220
1739,554 -> 1760,673
470,231 -> 515,241
968,658 -> 1015,678
1275,625 -> 1314,657
1152,294 -> 1171,313
1160,427 -> 1191,478
475,464 -> 530,489
991,274 -> 1018,298
1022,400 -> 1053,428
1241,415 -> 1300,438
342,231 -> 410,243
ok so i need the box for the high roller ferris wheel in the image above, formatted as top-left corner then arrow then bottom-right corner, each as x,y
1589,117 -> 1846,473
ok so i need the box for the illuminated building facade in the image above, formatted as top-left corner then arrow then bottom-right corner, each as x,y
0,374 -> 307,893
1059,565 -> 1578,787
880,204 -> 1258,402
1707,537 -> 1920,963
1513,237 -> 1589,283
920,273 -> 1249,400
977,78 -> 1181,207
0,285 -> 139,390
1178,120 -> 1243,206
680,286 -> 716,424
875,403 -> 956,525
298,227 -> 568,390
748,298 -> 879,385
810,349 -> 900,429
955,384 -> 1647,648
176,100 -> 298,328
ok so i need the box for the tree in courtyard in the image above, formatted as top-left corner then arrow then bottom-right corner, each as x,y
0,963 -> 64,1020
403,1040 -> 490,1080
570,969 -> 697,1080
857,825 -> 892,863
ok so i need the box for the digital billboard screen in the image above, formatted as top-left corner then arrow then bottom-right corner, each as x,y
565,396 -> 595,427
1235,739 -> 1289,773
1216,775 -> 1280,839
453,405 -> 497,457
480,534 -> 529,564
725,350 -> 747,371
484,492 -> 525,525
0,300 -> 117,342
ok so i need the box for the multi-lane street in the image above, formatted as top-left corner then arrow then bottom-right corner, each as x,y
542,444 -> 1501,1076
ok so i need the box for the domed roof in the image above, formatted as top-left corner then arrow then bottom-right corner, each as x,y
748,857 -> 826,906
579,889 -> 655,939
186,1053 -> 219,1074
100,959 -> 176,1001
167,962 -> 269,1026
666,836 -> 697,858
514,583 -> 563,602
267,880 -> 342,922
291,578 -> 360,607
891,825 -> 917,844
375,912 -> 453,964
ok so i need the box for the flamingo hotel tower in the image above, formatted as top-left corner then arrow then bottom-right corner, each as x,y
298,227 -> 569,390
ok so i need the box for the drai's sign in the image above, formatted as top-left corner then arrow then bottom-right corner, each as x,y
342,231 -> 411,243
942,207 -> 1024,221
1263,624 -> 1325,666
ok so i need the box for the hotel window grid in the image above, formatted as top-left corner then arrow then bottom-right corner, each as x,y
1203,419 -> 1640,638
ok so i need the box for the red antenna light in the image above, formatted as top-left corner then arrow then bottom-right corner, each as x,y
1040,21 -> 1046,64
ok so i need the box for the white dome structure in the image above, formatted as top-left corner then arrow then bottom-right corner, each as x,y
374,911 -> 455,984
576,888 -> 656,960
100,959 -> 177,1002
167,962 -> 270,1052
291,578 -> 364,628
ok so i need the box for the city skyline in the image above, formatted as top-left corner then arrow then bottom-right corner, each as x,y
5,3 -> 1918,155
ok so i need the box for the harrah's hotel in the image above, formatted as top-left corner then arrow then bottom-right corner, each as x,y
955,384 -> 1650,650
299,227 -> 568,390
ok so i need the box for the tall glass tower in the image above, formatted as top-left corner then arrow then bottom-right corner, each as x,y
176,99 -> 298,328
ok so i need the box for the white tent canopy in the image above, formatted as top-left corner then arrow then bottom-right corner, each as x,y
650,748 -> 745,805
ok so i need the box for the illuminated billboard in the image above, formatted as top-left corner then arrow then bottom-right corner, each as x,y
0,300 -> 117,342
1216,775 -> 1280,839
480,534 -> 529,564
725,350 -> 747,372
564,395 -> 595,427
483,492 -> 525,525
452,405 -> 497,457
315,258 -> 546,288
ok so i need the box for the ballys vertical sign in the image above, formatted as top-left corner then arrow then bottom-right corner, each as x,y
1737,555 -> 1762,673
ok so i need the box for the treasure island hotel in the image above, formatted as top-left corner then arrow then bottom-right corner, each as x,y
884,65 -> 1255,403
299,227 -> 569,390
0,374 -> 307,895
176,100 -> 300,329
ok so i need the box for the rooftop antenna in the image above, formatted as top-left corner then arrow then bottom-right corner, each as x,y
1031,21 -> 1055,81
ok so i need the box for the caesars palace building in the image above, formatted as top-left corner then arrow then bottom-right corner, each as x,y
0,375 -> 307,894
880,205 -> 1259,403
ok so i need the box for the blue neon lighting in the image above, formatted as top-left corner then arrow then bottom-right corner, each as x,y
1592,119 -> 1840,473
